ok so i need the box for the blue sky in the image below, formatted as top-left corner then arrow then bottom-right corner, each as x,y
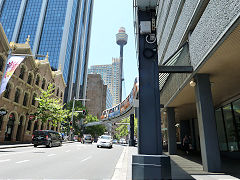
88,0 -> 138,99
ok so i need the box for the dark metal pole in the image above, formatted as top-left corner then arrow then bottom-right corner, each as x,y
129,114 -> 135,146
132,10 -> 171,180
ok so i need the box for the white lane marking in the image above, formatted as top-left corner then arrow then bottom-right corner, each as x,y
0,159 -> 11,163
48,154 -> 56,157
65,150 -> 71,152
81,156 -> 92,162
16,160 -> 30,164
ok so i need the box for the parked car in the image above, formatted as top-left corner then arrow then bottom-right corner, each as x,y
119,138 -> 127,144
97,135 -> 112,148
82,134 -> 93,144
32,130 -> 62,148
112,139 -> 118,144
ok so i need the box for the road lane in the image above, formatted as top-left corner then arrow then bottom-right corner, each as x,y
0,142 -> 124,179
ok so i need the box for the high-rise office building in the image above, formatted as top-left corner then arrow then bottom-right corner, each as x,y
0,0 -> 94,102
88,58 -> 120,106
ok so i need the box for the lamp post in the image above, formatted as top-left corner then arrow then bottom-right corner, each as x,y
70,97 -> 90,140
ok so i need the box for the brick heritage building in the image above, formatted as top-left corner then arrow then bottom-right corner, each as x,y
85,74 -> 107,119
0,24 -> 66,143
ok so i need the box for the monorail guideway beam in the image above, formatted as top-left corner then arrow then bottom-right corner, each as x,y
132,10 -> 171,180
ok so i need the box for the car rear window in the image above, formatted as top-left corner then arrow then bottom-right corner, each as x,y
85,136 -> 91,139
33,131 -> 47,136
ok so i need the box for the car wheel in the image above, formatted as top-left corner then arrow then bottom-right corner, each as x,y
34,144 -> 38,147
97,145 -> 100,148
47,142 -> 52,148
109,145 -> 112,149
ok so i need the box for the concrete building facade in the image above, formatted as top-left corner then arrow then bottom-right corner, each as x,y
0,0 -> 94,102
88,58 -> 120,106
85,74 -> 106,119
0,24 -> 66,142
150,0 -> 240,172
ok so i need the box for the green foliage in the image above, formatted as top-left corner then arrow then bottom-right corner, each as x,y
63,100 -> 87,134
35,84 -> 69,127
115,117 -> 138,140
83,114 -> 106,138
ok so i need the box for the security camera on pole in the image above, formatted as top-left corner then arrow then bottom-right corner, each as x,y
116,27 -> 128,102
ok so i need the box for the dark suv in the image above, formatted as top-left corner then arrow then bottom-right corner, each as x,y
32,130 -> 62,148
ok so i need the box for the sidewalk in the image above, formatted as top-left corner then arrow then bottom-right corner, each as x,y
112,146 -> 240,180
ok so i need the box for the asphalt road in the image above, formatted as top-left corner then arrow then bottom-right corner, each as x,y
0,142 -> 124,179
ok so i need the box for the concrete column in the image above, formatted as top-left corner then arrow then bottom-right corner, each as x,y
167,107 -> 177,155
132,10 -> 171,180
0,117 -> 7,142
194,74 -> 221,172
53,126 -> 56,131
12,121 -> 19,142
37,121 -> 41,130
32,0 -> 48,54
11,0 -> 27,42
30,121 -> 35,135
20,120 -> 26,141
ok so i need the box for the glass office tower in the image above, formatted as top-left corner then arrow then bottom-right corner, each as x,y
0,0 -> 94,102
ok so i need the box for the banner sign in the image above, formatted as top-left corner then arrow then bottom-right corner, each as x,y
0,56 -> 25,95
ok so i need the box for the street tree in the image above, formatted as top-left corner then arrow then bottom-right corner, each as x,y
83,114 -> 106,138
114,117 -> 138,140
35,83 -> 69,127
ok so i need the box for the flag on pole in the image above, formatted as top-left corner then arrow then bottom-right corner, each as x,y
0,56 -> 25,95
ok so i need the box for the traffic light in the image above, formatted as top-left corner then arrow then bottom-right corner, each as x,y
82,110 -> 86,115
70,121 -> 72,125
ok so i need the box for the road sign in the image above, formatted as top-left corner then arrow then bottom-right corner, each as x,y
29,115 -> 35,120
0,109 -> 7,116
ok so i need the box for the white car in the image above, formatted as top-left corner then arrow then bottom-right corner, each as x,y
97,135 -> 112,148
119,138 -> 127,144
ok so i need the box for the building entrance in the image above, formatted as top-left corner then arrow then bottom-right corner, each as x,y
4,113 -> 15,141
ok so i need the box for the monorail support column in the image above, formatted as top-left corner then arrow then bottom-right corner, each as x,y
129,114 -> 135,146
132,10 -> 171,180
167,107 -> 177,155
194,74 -> 221,172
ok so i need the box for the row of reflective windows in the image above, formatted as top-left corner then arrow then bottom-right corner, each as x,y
0,59 -> 63,99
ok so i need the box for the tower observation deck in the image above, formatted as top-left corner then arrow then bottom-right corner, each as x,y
116,27 -> 128,102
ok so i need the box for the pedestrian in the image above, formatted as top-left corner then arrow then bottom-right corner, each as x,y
183,135 -> 190,155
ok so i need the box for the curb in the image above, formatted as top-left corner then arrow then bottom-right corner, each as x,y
0,141 -> 75,149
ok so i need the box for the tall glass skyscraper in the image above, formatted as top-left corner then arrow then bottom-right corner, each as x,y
0,0 -> 94,102
88,58 -> 121,106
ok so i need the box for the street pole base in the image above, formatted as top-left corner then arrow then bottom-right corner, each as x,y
132,154 -> 171,180
129,139 -> 135,146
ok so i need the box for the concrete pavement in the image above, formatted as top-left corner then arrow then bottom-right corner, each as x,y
112,146 -> 240,180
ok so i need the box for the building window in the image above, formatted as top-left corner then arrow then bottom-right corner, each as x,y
27,73 -> 33,85
56,88 -> 59,97
27,119 -> 31,131
35,75 -> 40,86
42,78 -> 46,89
32,93 -> 37,106
19,66 -> 25,80
3,83 -> 11,99
222,104 -> 239,151
23,92 -> 28,106
0,57 -> 4,72
216,108 -> 228,151
14,88 -> 21,103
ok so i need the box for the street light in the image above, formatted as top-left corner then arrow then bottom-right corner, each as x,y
69,97 -> 90,140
